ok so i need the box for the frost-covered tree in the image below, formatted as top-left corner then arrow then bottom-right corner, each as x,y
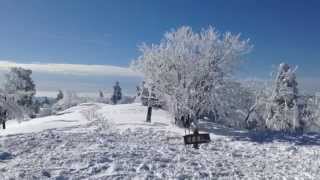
4,67 -> 36,117
218,82 -> 257,129
31,99 -> 41,114
312,100 -> 320,131
136,85 -> 141,97
97,90 -> 109,104
131,26 -> 251,125
296,95 -> 319,132
99,90 -> 104,98
139,81 -> 152,106
111,81 -> 122,104
266,63 -> 302,131
239,80 -> 273,130
137,82 -> 166,108
56,90 -> 64,101
0,91 -> 25,121
53,91 -> 84,112
44,97 -> 51,105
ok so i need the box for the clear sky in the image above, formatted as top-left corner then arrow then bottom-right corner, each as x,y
0,0 -> 320,95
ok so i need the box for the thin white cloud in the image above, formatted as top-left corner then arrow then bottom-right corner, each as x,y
0,60 -> 141,77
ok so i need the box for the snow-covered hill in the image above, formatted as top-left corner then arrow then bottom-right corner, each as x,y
0,103 -> 182,136
1,103 -> 320,179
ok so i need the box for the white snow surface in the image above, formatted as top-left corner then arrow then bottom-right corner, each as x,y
1,103 -> 320,179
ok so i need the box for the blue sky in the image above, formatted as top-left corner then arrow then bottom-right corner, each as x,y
0,0 -> 320,95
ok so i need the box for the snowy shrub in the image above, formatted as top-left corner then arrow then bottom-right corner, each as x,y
131,26 -> 252,126
96,91 -> 111,104
53,91 -> 86,112
299,95 -> 320,133
312,102 -> 320,131
56,90 -> 64,101
215,82 -> 257,128
81,106 -> 112,133
37,107 -> 52,117
28,96 -> 57,117
117,95 -> 135,104
97,96 -> 111,104
238,80 -> 275,130
95,115 -> 112,133
81,106 -> 100,121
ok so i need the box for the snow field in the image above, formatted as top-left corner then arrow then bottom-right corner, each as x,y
1,103 -> 320,179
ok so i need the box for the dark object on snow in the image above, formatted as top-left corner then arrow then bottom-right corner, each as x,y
184,115 -> 191,129
193,129 -> 200,149
0,151 -> 12,160
183,129 -> 210,149
2,120 -> 5,129
0,109 -> 7,129
42,170 -> 51,178
181,115 -> 192,134
146,106 -> 152,122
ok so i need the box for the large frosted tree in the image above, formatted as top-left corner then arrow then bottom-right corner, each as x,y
131,26 -> 252,125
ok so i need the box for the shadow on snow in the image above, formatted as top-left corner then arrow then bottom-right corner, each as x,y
198,121 -> 320,146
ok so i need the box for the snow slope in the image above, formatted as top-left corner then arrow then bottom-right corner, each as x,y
0,103 -> 92,136
1,103 -> 320,179
0,103 -> 183,136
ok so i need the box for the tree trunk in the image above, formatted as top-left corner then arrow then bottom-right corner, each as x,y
245,104 -> 257,129
146,106 -> 152,122
193,128 -> 199,149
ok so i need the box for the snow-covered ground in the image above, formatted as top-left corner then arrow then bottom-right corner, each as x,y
1,103 -> 320,179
